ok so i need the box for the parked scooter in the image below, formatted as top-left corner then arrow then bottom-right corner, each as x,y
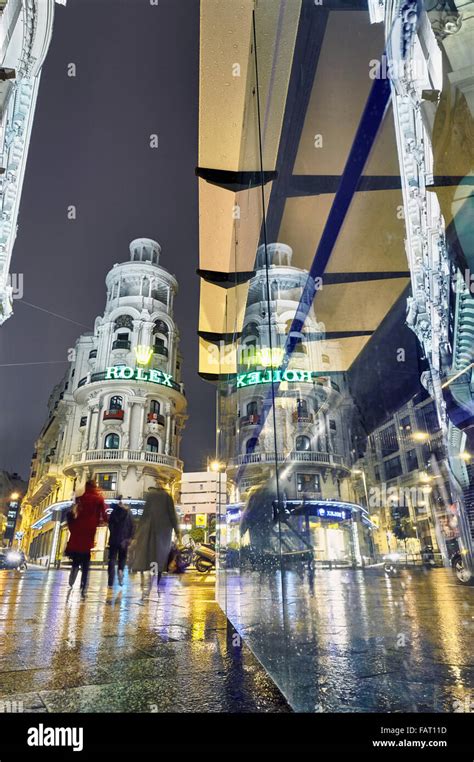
194,534 -> 216,573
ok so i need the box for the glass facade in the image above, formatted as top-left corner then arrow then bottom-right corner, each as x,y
198,0 -> 474,711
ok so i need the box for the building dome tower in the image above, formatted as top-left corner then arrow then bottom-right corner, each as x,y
64,238 -> 186,496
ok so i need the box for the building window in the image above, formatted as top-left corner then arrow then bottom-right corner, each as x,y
329,419 -> 336,431
296,399 -> 308,418
380,424 -> 399,458
245,437 -> 259,454
399,415 -> 411,433
97,472 -> 117,491
295,435 -> 311,452
247,401 -> 258,416
146,437 -> 159,453
297,473 -> 320,493
406,449 -> 419,472
79,416 -> 87,427
114,315 -> 133,331
104,433 -> 120,450
110,396 -> 123,411
385,455 -> 402,480
150,400 -> 160,414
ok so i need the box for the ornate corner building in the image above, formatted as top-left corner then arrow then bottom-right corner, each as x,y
19,238 -> 187,565
0,0 -> 63,323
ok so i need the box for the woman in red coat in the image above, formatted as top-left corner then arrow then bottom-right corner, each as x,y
66,480 -> 107,598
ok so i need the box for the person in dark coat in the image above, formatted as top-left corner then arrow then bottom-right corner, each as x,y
107,496 -> 135,588
66,480 -> 107,598
131,485 -> 180,596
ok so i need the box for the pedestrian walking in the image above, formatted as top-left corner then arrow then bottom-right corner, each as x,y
107,496 -> 134,588
65,480 -> 108,598
130,485 -> 181,597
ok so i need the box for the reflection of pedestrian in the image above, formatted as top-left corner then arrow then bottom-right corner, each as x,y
107,496 -> 134,588
66,481 -> 107,598
131,486 -> 180,597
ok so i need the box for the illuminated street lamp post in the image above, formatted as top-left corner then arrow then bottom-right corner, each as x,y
351,469 -> 375,562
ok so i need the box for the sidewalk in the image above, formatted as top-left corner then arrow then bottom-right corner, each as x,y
0,568 -> 291,713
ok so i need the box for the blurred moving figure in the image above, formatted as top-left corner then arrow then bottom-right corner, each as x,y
107,496 -> 135,588
131,485 -> 181,597
66,480 -> 107,599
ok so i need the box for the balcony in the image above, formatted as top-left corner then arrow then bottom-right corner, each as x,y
292,412 -> 314,424
153,344 -> 168,358
65,449 -> 183,473
103,409 -> 124,421
147,412 -> 165,425
112,339 -> 131,351
228,451 -> 349,470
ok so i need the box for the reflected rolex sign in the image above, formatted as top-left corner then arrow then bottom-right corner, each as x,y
236,368 -> 316,388
105,366 -> 174,388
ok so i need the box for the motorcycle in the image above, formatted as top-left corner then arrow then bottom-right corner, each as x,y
451,551 -> 473,585
194,534 -> 216,573
0,548 -> 27,571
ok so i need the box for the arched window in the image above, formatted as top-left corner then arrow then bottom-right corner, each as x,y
247,401 -> 258,417
104,433 -> 120,450
150,400 -> 160,415
146,436 -> 159,453
110,396 -> 123,412
295,435 -> 311,452
113,315 -> 133,332
153,319 -> 169,336
245,436 -> 259,454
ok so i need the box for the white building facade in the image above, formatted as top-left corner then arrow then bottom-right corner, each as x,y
222,243 -> 369,566
0,0 -> 63,323
179,470 -> 227,536
20,237 -> 187,565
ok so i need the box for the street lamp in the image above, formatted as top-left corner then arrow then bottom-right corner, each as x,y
412,431 -> 429,443
10,492 -> 20,501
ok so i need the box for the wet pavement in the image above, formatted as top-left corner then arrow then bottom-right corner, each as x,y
0,568 -> 290,713
221,567 -> 474,712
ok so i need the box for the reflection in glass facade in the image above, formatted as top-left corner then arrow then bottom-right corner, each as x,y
198,0 -> 474,711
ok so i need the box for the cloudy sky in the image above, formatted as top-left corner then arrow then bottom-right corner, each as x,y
0,0 -> 215,477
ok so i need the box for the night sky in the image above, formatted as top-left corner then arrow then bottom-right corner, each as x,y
0,0 -> 215,478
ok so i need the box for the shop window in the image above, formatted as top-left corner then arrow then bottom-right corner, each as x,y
104,433 -> 120,450
97,473 -> 117,491
297,473 -> 320,493
147,437 -> 159,453
295,435 -> 311,452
